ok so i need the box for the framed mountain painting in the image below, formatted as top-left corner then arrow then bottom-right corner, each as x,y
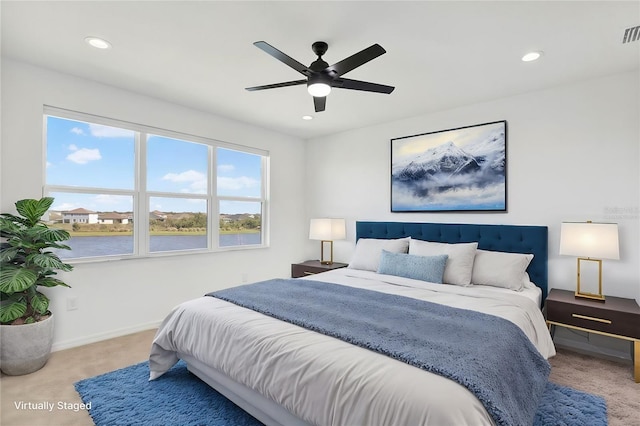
391,120 -> 507,212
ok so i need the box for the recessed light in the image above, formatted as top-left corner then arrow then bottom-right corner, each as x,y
302,115 -> 313,120
85,36 -> 112,50
522,51 -> 543,62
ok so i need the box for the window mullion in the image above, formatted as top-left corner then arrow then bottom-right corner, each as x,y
137,132 -> 149,256
146,191 -> 208,200
217,196 -> 263,203
44,185 -> 136,197
210,145 -> 218,249
261,154 -> 269,246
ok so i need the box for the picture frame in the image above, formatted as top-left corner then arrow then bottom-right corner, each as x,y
391,120 -> 507,212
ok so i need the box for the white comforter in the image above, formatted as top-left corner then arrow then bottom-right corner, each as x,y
149,269 -> 555,426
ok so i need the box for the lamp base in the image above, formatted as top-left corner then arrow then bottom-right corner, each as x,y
319,240 -> 334,265
574,291 -> 606,302
575,257 -> 605,302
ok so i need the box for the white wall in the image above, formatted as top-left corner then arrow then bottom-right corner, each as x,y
306,70 -> 640,303
0,59 -> 308,350
305,70 -> 639,360
2,57 -> 638,359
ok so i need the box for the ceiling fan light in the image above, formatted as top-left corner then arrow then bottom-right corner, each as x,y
307,82 -> 331,97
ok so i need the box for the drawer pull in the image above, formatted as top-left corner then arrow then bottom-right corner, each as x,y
572,314 -> 611,324
303,271 -> 316,275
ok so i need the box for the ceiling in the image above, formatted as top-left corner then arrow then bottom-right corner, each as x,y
2,1 -> 639,139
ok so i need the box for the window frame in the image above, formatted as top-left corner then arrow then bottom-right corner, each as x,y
43,106 -> 269,263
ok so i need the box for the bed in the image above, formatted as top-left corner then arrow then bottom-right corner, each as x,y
149,221 -> 556,426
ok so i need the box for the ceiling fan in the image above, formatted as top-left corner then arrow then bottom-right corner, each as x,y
245,41 -> 395,112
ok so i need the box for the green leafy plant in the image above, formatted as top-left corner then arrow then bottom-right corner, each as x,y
0,197 -> 73,325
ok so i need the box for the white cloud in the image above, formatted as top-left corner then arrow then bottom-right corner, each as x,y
67,148 -> 102,164
163,170 -> 205,183
68,144 -> 78,151
162,170 -> 207,193
217,176 -> 259,191
70,127 -> 86,136
89,123 -> 134,138
190,178 -> 207,192
67,147 -> 102,164
392,182 -> 505,209
218,164 -> 235,173
46,161 -> 52,168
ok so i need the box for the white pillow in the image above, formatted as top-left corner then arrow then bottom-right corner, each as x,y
408,240 -> 478,286
522,272 -> 536,289
348,237 -> 410,272
471,249 -> 534,291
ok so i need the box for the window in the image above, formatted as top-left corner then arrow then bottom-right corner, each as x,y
45,116 -> 136,259
217,148 -> 264,247
44,107 -> 269,260
147,135 -> 209,253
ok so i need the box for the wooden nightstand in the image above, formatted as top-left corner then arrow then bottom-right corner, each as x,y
291,260 -> 348,278
545,288 -> 640,383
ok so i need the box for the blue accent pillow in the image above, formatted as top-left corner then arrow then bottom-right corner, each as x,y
377,250 -> 449,283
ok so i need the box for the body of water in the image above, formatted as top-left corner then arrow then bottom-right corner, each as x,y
56,233 -> 262,259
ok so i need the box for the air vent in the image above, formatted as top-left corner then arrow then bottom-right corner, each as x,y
622,25 -> 640,44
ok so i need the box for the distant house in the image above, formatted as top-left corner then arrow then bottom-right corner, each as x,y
45,211 -> 63,224
62,208 -> 98,224
97,212 -> 129,224
150,210 -> 167,221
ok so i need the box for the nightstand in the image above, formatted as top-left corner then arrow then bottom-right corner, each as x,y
545,288 -> 640,383
291,260 -> 348,278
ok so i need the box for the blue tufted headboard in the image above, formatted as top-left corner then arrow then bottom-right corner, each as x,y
356,221 -> 548,303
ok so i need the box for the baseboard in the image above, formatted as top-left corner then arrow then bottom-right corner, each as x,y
51,320 -> 162,352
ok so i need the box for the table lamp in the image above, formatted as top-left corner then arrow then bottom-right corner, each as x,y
309,218 -> 346,264
559,221 -> 619,301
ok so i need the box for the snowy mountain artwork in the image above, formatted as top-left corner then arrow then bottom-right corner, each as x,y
391,121 -> 506,212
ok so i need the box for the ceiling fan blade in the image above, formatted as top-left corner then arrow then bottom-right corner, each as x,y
314,96 -> 326,112
253,41 -> 311,76
333,78 -> 395,94
325,44 -> 386,77
245,80 -> 307,91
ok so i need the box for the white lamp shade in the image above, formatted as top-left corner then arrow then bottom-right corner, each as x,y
559,222 -> 619,260
309,218 -> 346,241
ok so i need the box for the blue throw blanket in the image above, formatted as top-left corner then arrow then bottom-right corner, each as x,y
207,279 -> 550,426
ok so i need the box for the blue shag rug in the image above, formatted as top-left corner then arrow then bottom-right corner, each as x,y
75,360 -> 607,426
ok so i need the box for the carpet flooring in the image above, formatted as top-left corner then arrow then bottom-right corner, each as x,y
75,360 -> 607,426
548,346 -> 640,426
2,329 -> 638,426
76,361 -> 262,426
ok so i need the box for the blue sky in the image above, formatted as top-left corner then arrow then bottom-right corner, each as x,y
46,116 -> 262,214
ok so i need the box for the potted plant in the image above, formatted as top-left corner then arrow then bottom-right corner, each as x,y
0,197 -> 73,375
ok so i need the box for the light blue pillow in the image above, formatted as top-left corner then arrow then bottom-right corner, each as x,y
377,250 -> 449,283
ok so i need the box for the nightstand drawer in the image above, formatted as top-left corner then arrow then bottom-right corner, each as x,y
547,299 -> 640,339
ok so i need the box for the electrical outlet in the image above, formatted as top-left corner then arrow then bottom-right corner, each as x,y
66,297 -> 78,311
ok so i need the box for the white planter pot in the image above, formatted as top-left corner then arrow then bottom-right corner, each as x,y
0,314 -> 54,375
